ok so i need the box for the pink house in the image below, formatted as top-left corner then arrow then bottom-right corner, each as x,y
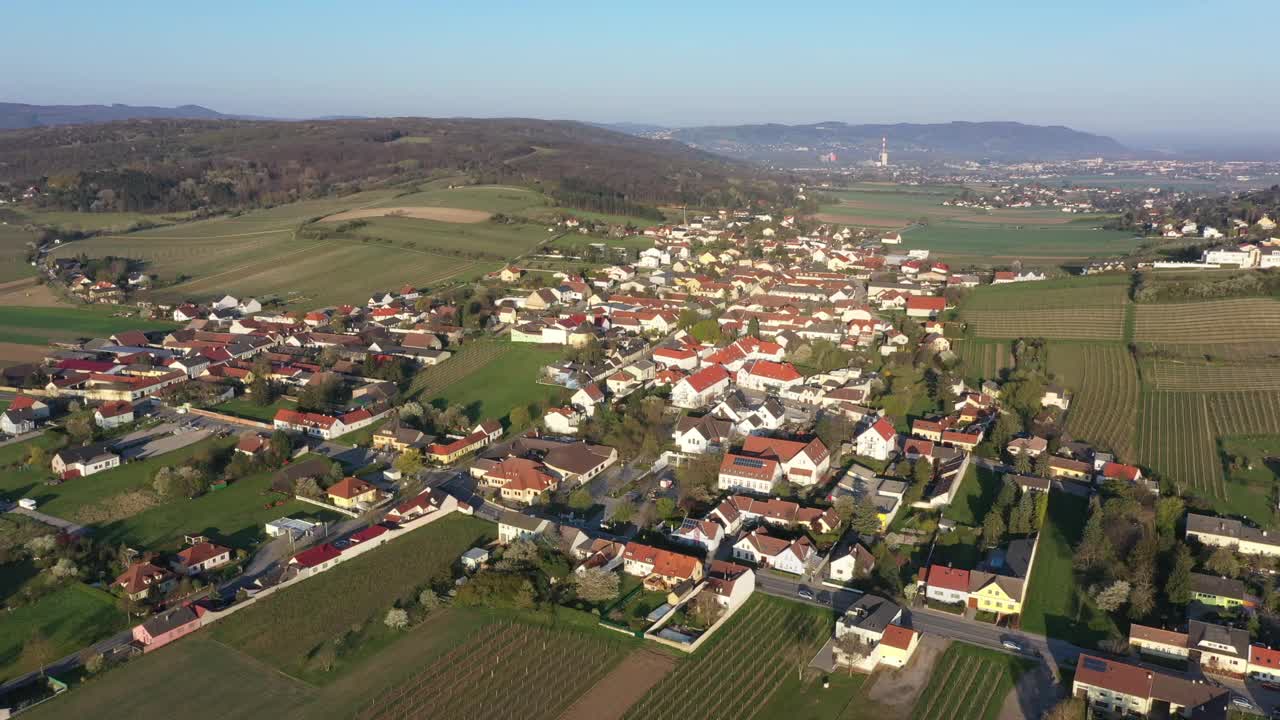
132,604 -> 206,653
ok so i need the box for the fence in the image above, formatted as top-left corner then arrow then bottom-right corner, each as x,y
183,407 -> 272,430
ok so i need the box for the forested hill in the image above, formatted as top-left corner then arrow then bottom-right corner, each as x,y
658,120 -> 1129,161
0,118 -> 785,215
0,102 -> 234,129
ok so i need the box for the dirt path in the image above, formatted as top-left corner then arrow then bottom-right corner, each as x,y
558,649 -> 676,720
998,662 -> 1060,720
866,634 -> 950,714
319,206 -> 491,224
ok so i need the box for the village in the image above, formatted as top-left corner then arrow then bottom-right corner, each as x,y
3,201 -> 1280,720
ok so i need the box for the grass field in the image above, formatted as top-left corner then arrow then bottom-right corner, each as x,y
361,619 -> 631,720
1132,298 -> 1280,344
1021,492 -> 1120,648
210,514 -> 494,677
413,340 -> 565,426
0,435 -> 234,525
960,275 -> 1131,312
909,642 -> 1033,720
953,339 -> 1013,385
0,584 -> 124,684
622,594 -> 831,720
0,305 -> 177,346
943,465 -> 1002,527
0,224 -> 39,283
10,209 -> 193,233
963,307 -> 1126,341
754,671 -> 867,720
1049,344 -> 1139,461
904,221 -> 1140,262
211,397 -> 297,423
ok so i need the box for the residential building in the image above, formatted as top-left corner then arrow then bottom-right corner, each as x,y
1185,513 -> 1280,559
94,400 -> 135,429
326,476 -> 378,509
115,561 -> 175,602
497,511 -> 551,544
718,453 -> 783,495
731,528 -> 813,575
1190,573 -> 1247,609
1071,654 -> 1227,718
171,542 -> 232,575
855,417 -> 897,461
52,443 -> 120,480
132,604 -> 205,653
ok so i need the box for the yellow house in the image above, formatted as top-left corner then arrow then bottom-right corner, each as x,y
968,574 -> 1024,615
326,476 -> 378,509
872,625 -> 920,668
499,266 -> 523,283
1048,457 -> 1091,481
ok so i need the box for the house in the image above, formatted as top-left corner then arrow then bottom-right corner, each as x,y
1185,513 -> 1280,559
736,360 -> 803,392
1128,624 -> 1190,662
372,422 -> 430,452
966,537 -> 1037,616
827,543 -> 875,585
94,400 -> 135,429
1072,654 -> 1228,718
671,365 -> 731,409
290,543 -> 342,577
2,395 -> 49,434
1189,573 -> 1246,609
922,564 -> 971,607
837,594 -> 903,648
487,458 -> 559,505
731,528 -> 812,575
718,452 -> 783,495
671,517 -> 725,555
855,417 -> 897,461
672,414 -> 735,454
542,441 -> 618,485
570,384 -> 605,416
235,432 -> 271,458
52,443 -> 120,480
1006,436 -> 1047,457
499,266 -> 524,283
1047,456 -> 1091,481
873,624 -> 921,668
1041,384 -> 1070,410
905,296 -> 946,319
461,547 -> 491,571
115,561 -> 175,602
704,560 -> 755,608
543,406 -> 582,435
171,542 -> 232,575
132,604 -> 206,653
622,542 -> 704,591
497,511 -> 551,544
738,435 -> 831,487
385,488 -> 456,523
1187,620 -> 1250,677
325,476 -> 378,509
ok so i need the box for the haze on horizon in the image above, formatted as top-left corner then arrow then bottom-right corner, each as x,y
5,0 -> 1278,149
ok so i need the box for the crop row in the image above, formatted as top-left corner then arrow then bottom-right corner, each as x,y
410,341 -> 510,397
1063,345 -> 1139,462
1138,391 -> 1224,499
1208,391 -> 1280,436
1133,299 -> 1280,344
1149,361 -> 1280,392
964,308 -> 1125,341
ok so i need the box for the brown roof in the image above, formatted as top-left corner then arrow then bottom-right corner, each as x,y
1129,623 -> 1188,649
327,476 -> 375,500
1074,654 -> 1154,698
176,541 -> 230,567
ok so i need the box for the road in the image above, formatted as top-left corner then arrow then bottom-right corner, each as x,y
5,505 -> 86,535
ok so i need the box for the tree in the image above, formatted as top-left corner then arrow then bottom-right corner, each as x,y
994,478 -> 1018,510
771,478 -> 791,498
508,405 -> 531,430
610,502 -> 634,526
655,497 -> 677,522
50,558 -> 79,580
1033,452 -> 1051,478
65,413 -> 96,443
310,642 -> 337,672
1206,546 -> 1241,578
981,509 -> 1006,549
1043,698 -> 1085,720
574,567 -> 621,603
384,608 -> 409,629
418,588 -> 441,611
1073,499 -> 1112,572
25,444 -> 46,468
399,401 -> 424,422
833,631 -> 870,666
675,453 -> 720,504
988,411 -> 1021,450
1128,579 -> 1155,619
1094,580 -> 1131,612
1168,543 -> 1194,605
832,496 -> 855,527
293,476 -> 324,499
568,488 -> 593,512
82,652 -> 106,675
1154,496 -> 1185,540
912,459 -> 933,488
1009,490 -> 1037,535
747,316 -> 761,339
1013,453 -> 1032,475
849,496 -> 883,536
394,448 -> 424,476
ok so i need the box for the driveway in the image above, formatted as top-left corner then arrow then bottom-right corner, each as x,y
6,505 -> 87,535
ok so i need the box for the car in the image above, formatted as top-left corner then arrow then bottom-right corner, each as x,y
1001,639 -> 1023,652
1232,695 -> 1254,709
1262,681 -> 1280,692
797,587 -> 815,601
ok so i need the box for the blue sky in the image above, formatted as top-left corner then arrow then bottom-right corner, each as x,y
4,1 -> 1277,145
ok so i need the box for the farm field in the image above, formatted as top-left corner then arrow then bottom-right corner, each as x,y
0,583 -> 124,684
10,209 -> 194,233
1146,360 -> 1280,392
362,184 -> 550,215
959,275 -> 1131,312
904,221 -> 1140,262
0,305 -> 176,347
1132,298 -> 1280,344
953,339 -> 1013,385
909,642 -> 1032,720
621,594 -> 831,720
325,214 -> 549,259
754,671 -> 867,720
210,514 -> 494,677
0,224 -> 39,283
416,340 -> 566,426
1218,436 -> 1280,528
1138,341 -> 1280,363
962,307 -> 1126,341
1021,491 -> 1119,647
1137,391 -> 1224,501
25,637 -> 314,720
0,435 -> 235,526
361,620 -> 631,720
1049,343 -> 1139,461
1208,392 -> 1280,436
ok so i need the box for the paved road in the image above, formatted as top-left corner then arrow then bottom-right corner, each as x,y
6,505 -> 86,536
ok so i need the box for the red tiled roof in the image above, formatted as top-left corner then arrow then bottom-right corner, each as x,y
926,564 -> 970,592
683,364 -> 730,393
880,624 -> 917,650
176,541 -> 229,566
906,296 -> 946,311
292,543 -> 342,568
327,476 -> 374,500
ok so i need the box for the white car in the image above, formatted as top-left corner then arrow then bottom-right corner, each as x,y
1001,639 -> 1023,652
17,498 -> 37,510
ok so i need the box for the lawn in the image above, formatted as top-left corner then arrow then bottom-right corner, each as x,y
0,305 -> 177,346
426,341 -> 566,426
1210,436 -> 1280,529
0,583 -> 125,684
622,594 -> 833,720
210,513 -> 494,677
211,396 -> 296,423
91,467 -> 339,553
0,435 -> 234,525
1020,491 -> 1119,648
754,671 -> 867,720
909,641 -> 1033,720
943,465 -> 1001,527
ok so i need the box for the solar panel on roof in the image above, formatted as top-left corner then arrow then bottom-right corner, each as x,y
1081,657 -> 1108,672
733,457 -> 765,469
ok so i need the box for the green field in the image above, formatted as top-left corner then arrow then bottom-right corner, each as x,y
1132,298 -> 1280,344
414,340 -> 566,426
211,397 -> 297,423
953,339 -> 1013,385
0,224 -> 39,283
904,221 -> 1140,262
909,642 -> 1033,720
0,435 -> 235,525
0,583 -> 124,684
210,514 -> 494,677
1021,492 -> 1119,647
622,594 -> 832,720
963,307 -> 1126,341
960,275 -> 1131,311
10,209 -> 194,233
1049,343 -> 1139,462
943,465 -> 1002,527
0,305 -> 177,346
754,671 -> 867,720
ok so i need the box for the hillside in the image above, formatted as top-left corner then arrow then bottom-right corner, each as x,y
647,120 -> 1129,162
0,102 -> 234,129
0,117 -> 783,216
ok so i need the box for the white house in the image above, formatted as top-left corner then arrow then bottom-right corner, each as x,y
672,365 -> 732,409
718,453 -> 783,495
855,418 -> 898,461
671,518 -> 725,556
732,529 -> 812,575
542,407 -> 582,435
672,415 -> 734,454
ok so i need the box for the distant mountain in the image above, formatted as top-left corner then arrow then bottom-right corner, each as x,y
0,102 -> 241,130
647,121 -> 1129,162
591,122 -> 671,136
